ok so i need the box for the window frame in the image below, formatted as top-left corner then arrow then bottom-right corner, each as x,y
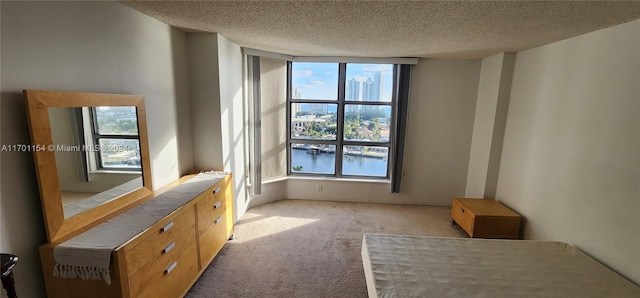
89,107 -> 141,172
286,62 -> 398,179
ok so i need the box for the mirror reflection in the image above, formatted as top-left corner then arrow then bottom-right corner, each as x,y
48,106 -> 143,218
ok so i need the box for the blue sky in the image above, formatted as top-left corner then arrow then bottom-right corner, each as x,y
292,63 -> 394,100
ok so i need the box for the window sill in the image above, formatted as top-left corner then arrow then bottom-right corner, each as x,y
89,170 -> 142,175
262,175 -> 390,185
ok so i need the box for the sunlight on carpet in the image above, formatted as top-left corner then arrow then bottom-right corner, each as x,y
186,199 -> 465,298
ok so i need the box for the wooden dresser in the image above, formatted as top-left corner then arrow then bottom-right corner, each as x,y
451,198 -> 521,239
39,174 -> 234,298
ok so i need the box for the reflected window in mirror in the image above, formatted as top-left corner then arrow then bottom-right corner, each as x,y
89,106 -> 141,171
48,106 -> 143,219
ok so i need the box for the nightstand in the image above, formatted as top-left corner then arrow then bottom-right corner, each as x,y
451,198 -> 521,239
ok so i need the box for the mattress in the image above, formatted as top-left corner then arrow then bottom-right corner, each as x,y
361,233 -> 640,297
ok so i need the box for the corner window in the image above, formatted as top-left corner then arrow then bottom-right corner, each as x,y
288,62 -> 396,178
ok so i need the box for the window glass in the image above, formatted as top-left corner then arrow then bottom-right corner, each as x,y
288,62 -> 396,179
345,64 -> 393,102
291,62 -> 339,100
291,143 -> 336,174
91,106 -> 141,170
95,106 -> 138,135
344,105 -> 391,142
291,103 -> 337,140
98,139 -> 140,169
342,146 -> 389,177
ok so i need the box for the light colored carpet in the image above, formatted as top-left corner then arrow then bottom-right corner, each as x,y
186,199 -> 466,298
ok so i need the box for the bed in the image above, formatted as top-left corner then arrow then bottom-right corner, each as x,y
361,233 -> 640,297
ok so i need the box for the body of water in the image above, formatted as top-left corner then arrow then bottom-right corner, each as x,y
291,149 -> 388,177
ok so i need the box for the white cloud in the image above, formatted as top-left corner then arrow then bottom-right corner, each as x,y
310,80 -> 326,86
293,69 -> 313,78
363,64 -> 393,72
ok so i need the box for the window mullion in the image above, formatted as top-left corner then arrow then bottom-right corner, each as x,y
344,101 -> 391,106
343,141 -> 391,147
335,63 -> 347,178
286,61 -> 293,176
89,108 -> 104,170
94,134 -> 139,139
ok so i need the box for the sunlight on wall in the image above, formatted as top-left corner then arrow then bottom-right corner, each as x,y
150,136 -> 180,189
260,58 -> 288,179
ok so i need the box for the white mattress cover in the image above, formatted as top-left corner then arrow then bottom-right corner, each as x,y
362,233 -> 640,298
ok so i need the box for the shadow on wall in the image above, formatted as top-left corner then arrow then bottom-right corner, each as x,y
0,91 -> 48,297
169,28 -> 194,176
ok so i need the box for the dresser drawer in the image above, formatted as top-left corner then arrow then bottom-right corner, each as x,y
197,184 -> 226,235
124,208 -> 196,277
199,211 -> 231,266
135,243 -> 199,298
451,200 -> 474,236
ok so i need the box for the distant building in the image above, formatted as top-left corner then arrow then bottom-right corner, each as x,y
346,71 -> 385,114
346,78 -> 360,100
291,116 -> 326,134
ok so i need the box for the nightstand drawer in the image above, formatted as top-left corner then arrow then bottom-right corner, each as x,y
451,200 -> 474,236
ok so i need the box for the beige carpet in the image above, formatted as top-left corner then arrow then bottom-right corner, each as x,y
186,199 -> 466,298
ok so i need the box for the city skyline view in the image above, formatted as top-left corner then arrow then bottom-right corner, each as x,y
289,62 -> 395,177
292,63 -> 394,101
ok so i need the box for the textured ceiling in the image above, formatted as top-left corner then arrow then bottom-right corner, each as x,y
122,1 -> 640,59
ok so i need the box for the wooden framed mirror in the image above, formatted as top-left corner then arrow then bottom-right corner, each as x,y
24,90 -> 153,243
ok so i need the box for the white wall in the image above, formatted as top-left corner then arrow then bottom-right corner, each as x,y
286,59 -> 481,206
217,35 -> 250,219
497,19 -> 640,284
187,34 -> 224,171
186,33 -> 250,220
465,53 -> 515,198
0,2 -> 191,296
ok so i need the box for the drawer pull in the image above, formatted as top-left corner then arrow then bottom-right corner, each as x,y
165,261 -> 178,274
213,187 -> 221,194
460,208 -> 465,213
214,201 -> 222,209
214,216 -> 222,224
161,221 -> 174,233
163,242 -> 176,254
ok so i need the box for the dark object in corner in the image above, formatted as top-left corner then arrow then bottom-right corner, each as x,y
1,253 -> 18,298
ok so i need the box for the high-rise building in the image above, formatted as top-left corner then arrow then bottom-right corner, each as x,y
345,69 -> 386,113
346,78 -> 360,100
292,86 -> 302,99
371,71 -> 384,101
292,103 -> 302,115
362,78 -> 374,101
361,71 -> 385,102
